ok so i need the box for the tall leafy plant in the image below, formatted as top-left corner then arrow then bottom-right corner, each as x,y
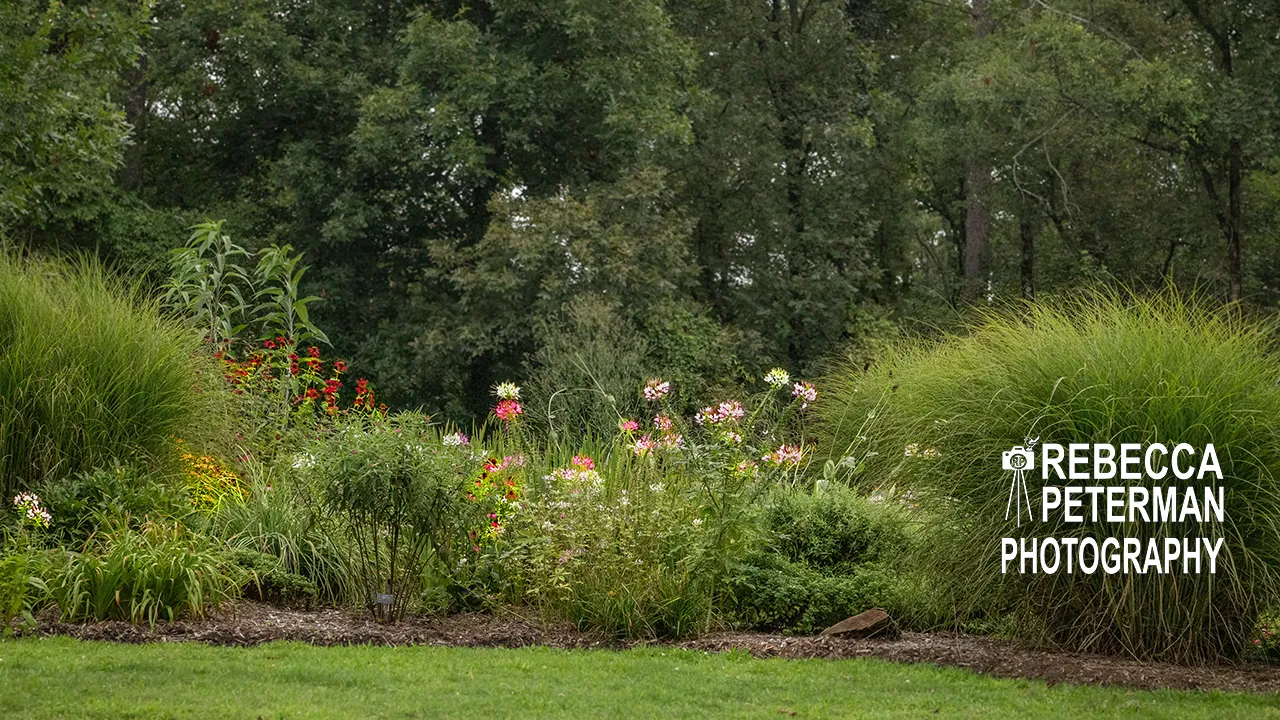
165,222 -> 329,348
164,221 -> 254,347
253,244 -> 329,347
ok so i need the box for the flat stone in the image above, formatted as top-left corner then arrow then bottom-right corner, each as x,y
819,608 -> 896,639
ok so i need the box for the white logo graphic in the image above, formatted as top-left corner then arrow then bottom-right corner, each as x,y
1003,437 -> 1039,526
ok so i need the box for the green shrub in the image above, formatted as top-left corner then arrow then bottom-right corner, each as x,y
819,291 -> 1280,662
227,549 -> 319,608
725,486 -> 912,634
761,486 -> 910,574
36,463 -> 190,546
725,553 -> 902,634
0,252 -> 215,498
48,520 -> 242,625
313,413 -> 476,623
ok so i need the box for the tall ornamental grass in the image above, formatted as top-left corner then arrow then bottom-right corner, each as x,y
820,291 -> 1280,662
0,253 -> 208,498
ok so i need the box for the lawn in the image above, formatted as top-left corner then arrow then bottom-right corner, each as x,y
1,638 -> 1277,719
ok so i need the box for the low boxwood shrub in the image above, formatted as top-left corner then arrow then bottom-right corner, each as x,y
228,549 -> 319,608
761,486 -> 910,574
725,553 -> 903,634
819,291 -> 1280,662
725,486 -> 913,634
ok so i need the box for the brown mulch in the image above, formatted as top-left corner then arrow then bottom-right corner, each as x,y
28,601 -> 1280,695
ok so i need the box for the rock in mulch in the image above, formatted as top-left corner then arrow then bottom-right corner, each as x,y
819,609 -> 898,639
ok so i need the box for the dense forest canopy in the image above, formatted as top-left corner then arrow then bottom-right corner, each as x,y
5,0 -> 1280,422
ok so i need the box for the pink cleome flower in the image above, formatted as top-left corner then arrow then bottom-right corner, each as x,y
571,455 -> 595,470
643,379 -> 671,401
762,444 -> 804,467
494,399 -> 523,422
619,418 -> 640,432
696,400 -> 744,425
792,381 -> 818,408
632,434 -> 657,457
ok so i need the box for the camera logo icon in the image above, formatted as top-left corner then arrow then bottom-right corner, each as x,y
1002,446 -> 1034,472
1003,437 -> 1038,527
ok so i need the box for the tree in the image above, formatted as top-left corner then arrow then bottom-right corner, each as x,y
0,0 -> 145,229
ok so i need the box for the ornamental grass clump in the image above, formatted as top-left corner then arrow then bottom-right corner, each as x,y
0,252 -> 210,498
819,290 -> 1280,662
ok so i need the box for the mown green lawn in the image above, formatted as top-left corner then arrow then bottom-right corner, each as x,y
2,637 -> 1278,719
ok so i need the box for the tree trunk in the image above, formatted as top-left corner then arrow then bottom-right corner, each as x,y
1227,138 -> 1243,301
962,0 -> 993,302
1019,204 -> 1035,301
121,54 -> 148,191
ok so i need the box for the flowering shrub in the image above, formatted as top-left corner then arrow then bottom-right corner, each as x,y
504,371 -> 821,638
311,414 -> 478,622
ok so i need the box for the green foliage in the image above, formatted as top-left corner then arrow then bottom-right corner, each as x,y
725,553 -> 901,635
0,0 -> 145,226
165,221 -> 330,348
48,520 -> 242,625
312,414 -> 475,622
820,291 -> 1280,661
164,220 -> 254,346
253,243 -> 328,346
523,296 -> 653,441
0,252 -> 213,499
203,473 -> 354,605
760,486 -> 910,574
724,486 -> 912,634
226,548 -> 319,608
0,542 -> 49,635
35,463 -> 191,547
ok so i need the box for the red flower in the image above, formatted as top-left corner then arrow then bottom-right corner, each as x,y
307,346 -> 321,359
333,360 -> 348,373
275,336 -> 286,347
305,388 -> 321,400
264,339 -> 276,350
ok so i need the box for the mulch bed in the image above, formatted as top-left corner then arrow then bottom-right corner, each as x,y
27,601 -> 1280,695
